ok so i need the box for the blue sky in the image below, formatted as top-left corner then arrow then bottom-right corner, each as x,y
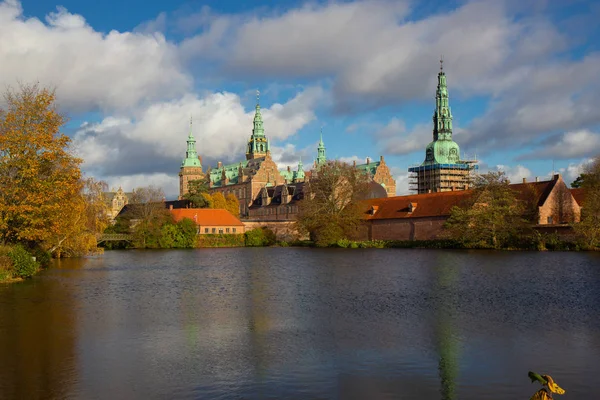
3,0 -> 600,198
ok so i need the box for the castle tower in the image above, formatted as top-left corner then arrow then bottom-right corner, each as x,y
316,128 -> 327,167
408,59 -> 477,194
246,90 -> 271,160
295,156 -> 305,181
179,117 -> 204,199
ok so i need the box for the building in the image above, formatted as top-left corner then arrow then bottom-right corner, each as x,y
103,187 -> 131,221
408,60 -> 477,193
178,91 -> 395,218
360,174 -> 580,241
169,208 -> 245,235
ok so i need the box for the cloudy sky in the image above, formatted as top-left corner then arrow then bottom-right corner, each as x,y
2,0 -> 599,198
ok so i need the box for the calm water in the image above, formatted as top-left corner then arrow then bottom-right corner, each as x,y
1,249 -> 599,399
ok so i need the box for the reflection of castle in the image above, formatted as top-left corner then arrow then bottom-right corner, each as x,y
408,60 -> 477,193
178,92 -> 395,218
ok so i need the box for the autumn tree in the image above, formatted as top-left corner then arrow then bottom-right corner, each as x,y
183,178 -> 210,208
575,156 -> 600,249
444,171 -> 529,249
211,192 -> 228,210
296,160 -> 370,246
0,83 -> 90,256
225,193 -> 240,217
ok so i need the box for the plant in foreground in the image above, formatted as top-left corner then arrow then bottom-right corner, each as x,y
528,371 -> 565,399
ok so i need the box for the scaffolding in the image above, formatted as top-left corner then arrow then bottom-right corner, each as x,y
408,160 -> 478,194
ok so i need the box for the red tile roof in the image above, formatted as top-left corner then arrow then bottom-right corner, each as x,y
170,208 -> 244,226
570,188 -> 585,206
361,178 -> 561,220
362,190 -> 473,220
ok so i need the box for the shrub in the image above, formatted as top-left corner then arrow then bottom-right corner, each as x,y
28,246 -> 52,268
336,239 -> 351,248
198,234 -> 245,247
245,227 -> 276,247
8,245 -> 39,278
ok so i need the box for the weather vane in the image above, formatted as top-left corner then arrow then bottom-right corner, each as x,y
256,89 -> 260,105
440,55 -> 444,71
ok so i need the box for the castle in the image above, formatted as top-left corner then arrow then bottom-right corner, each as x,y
178,92 -> 396,218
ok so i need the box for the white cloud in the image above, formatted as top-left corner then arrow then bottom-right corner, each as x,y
520,129 -> 600,160
559,158 -> 595,183
495,164 -> 537,184
105,173 -> 179,200
0,1 -> 191,112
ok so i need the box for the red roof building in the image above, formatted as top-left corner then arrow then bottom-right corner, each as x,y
169,208 -> 245,235
359,174 -> 581,241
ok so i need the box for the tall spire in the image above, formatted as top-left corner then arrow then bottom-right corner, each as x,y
296,156 -> 305,180
181,117 -> 202,168
246,89 -> 270,159
316,127 -> 327,166
433,57 -> 453,141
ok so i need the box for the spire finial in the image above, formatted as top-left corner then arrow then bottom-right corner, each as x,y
440,55 -> 444,72
256,89 -> 260,106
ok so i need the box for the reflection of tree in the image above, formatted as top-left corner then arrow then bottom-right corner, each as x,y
0,267 -> 79,398
432,258 -> 460,400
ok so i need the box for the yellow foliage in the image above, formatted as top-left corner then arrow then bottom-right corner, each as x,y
530,389 -> 552,400
0,83 -> 102,256
542,375 -> 565,395
225,193 -> 240,217
212,192 -> 227,210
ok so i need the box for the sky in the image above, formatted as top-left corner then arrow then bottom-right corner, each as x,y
1,0 -> 599,198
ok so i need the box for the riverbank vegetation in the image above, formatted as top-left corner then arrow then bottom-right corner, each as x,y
0,84 -> 111,281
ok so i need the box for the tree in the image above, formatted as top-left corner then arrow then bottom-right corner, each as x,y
571,174 -> 586,188
296,160 -> 370,246
212,192 -> 228,210
225,193 -> 240,217
575,156 -> 600,249
183,178 -> 210,208
128,186 -> 170,248
444,171 -> 529,249
0,83 -> 88,255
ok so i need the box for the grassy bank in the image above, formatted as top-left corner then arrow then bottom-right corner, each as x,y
0,244 -> 51,283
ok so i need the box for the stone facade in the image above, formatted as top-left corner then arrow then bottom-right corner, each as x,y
103,187 -> 131,221
178,93 -> 395,219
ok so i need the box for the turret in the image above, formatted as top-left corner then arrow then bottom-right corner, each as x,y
295,156 -> 305,181
246,90 -> 271,160
316,128 -> 327,167
181,117 -> 202,168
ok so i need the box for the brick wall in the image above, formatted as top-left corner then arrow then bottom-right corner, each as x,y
369,216 -> 447,240
242,220 -> 305,241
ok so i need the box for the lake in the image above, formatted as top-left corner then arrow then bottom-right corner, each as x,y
1,248 -> 599,399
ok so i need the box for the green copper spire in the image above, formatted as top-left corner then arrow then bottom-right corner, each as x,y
433,57 -> 453,141
421,58 -> 460,166
296,156 -> 305,180
182,116 -> 202,168
316,127 -> 327,166
246,90 -> 270,159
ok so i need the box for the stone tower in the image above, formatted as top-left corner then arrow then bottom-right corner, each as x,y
246,90 -> 271,160
316,128 -> 327,167
179,117 -> 204,199
408,59 -> 477,193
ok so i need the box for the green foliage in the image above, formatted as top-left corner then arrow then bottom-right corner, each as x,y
443,171 -> 530,249
8,245 -> 39,278
245,227 -> 276,247
571,174 -> 586,188
183,178 -> 210,208
197,234 -> 245,247
574,156 -> 600,249
27,246 -> 51,268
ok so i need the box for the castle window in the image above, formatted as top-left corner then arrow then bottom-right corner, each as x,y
219,228 -> 223,234
212,228 -> 216,233
233,228 -> 236,233
547,216 -> 553,224
204,228 -> 209,233
226,228 -> 230,233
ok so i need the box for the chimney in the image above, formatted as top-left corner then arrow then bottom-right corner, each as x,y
287,166 -> 291,172
217,161 -> 223,169
169,204 -> 173,210
553,173 -> 560,181
366,157 -> 371,164
522,177 -> 527,183
427,189 -> 432,194
353,160 -> 356,167
535,177 -> 539,182
380,155 -> 384,162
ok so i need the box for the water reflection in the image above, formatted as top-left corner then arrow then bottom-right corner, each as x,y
0,260 -> 80,399
1,249 -> 599,399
